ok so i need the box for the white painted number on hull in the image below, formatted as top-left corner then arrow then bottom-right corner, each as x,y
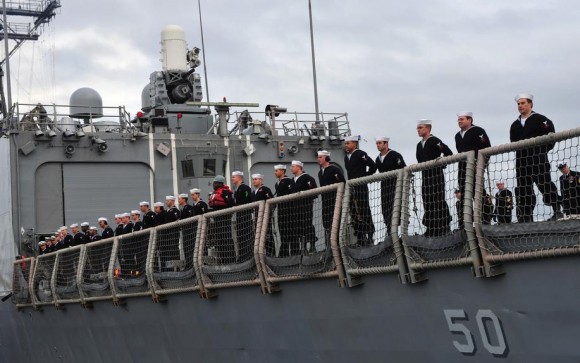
444,309 -> 507,357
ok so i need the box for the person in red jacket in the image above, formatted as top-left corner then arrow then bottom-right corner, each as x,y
208,175 -> 236,263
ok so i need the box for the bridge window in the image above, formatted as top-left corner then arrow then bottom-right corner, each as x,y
181,159 -> 195,178
203,159 -> 216,177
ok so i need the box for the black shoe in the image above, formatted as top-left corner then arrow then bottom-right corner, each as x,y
547,212 -> 564,221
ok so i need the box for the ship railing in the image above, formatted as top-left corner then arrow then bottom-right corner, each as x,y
259,184 -> 346,292
474,127 -> 580,274
79,237 -> 115,303
339,169 -> 408,285
11,257 -> 35,308
231,110 -> 351,138
149,217 -> 201,297
30,252 -> 58,307
197,201 -> 266,295
11,102 -> 135,134
110,229 -> 154,300
400,151 -> 484,281
53,245 -> 83,305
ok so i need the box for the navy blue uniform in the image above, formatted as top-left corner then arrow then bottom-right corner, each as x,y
510,112 -> 559,222
416,136 -> 453,237
345,149 -> 377,245
274,176 -> 296,257
375,150 -> 406,233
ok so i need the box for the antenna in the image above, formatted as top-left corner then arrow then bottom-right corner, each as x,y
197,0 -> 210,103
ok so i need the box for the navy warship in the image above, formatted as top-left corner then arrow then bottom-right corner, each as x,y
2,2 -> 580,362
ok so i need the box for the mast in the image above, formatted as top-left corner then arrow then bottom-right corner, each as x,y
197,0 -> 210,103
308,0 -> 320,122
0,0 -> 61,120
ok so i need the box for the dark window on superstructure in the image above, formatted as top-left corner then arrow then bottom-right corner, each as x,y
222,160 -> 227,176
203,159 -> 216,176
181,159 -> 195,178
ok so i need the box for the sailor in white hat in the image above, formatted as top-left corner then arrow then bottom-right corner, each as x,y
374,136 -> 406,234
97,217 -> 114,239
494,180 -> 513,224
274,164 -> 293,197
138,201 -> 155,229
153,202 -> 166,226
416,117 -> 453,237
251,173 -> 273,201
454,110 -> 493,223
289,159 -> 318,253
80,222 -> 90,239
511,93 -> 561,222
131,209 -> 144,231
70,223 -> 85,246
232,170 -> 252,206
178,193 -> 194,219
343,135 -> 377,245
88,226 -> 102,242
189,188 -> 209,215
317,150 -> 345,240
164,196 -> 181,223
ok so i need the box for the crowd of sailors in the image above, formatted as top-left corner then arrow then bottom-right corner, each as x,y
37,93 -> 580,256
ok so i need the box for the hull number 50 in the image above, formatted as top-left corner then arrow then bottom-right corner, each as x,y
444,309 -> 507,356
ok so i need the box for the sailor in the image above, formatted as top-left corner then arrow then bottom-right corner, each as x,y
208,175 -> 235,263
374,137 -> 406,234
71,223 -> 85,246
121,213 -> 134,235
494,180 -> 513,224
98,217 -> 114,239
140,201 -> 156,229
344,135 -> 377,246
114,214 -> 124,236
558,163 -> 580,216
61,226 -> 73,248
416,119 -> 453,237
38,241 -> 47,255
510,93 -> 562,222
131,210 -> 144,231
153,202 -> 166,226
165,195 -> 181,223
190,188 -> 209,215
317,150 -> 345,245
454,189 -> 463,229
252,174 -> 274,201
81,222 -> 91,243
290,160 -> 318,253
45,237 -> 55,253
232,171 -> 254,261
178,193 -> 194,219
454,111 -> 493,225
88,226 -> 102,242
274,164 -> 295,257
232,171 -> 253,205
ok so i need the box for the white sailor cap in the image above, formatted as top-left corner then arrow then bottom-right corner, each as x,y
291,160 -> 303,168
153,202 -> 164,207
139,201 -> 149,206
131,210 -> 140,215
190,188 -> 201,194
251,173 -> 264,179
496,180 -> 505,185
417,119 -> 432,125
456,111 -> 473,118
114,214 -> 121,219
89,226 -> 98,231
98,217 -> 108,222
44,237 -> 50,241
515,93 -> 533,102
178,193 -> 188,199
232,171 -> 243,177
122,213 -> 131,218
165,195 -> 176,201
39,241 -> 46,245
375,137 -> 389,143
60,226 -> 67,230
81,222 -> 90,227
274,164 -> 286,170
345,135 -> 360,142
317,150 -> 331,157
70,223 -> 78,228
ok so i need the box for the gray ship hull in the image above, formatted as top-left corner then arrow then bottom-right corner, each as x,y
2,256 -> 578,362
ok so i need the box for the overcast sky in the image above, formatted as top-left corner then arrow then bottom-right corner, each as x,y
5,0 -> 580,163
